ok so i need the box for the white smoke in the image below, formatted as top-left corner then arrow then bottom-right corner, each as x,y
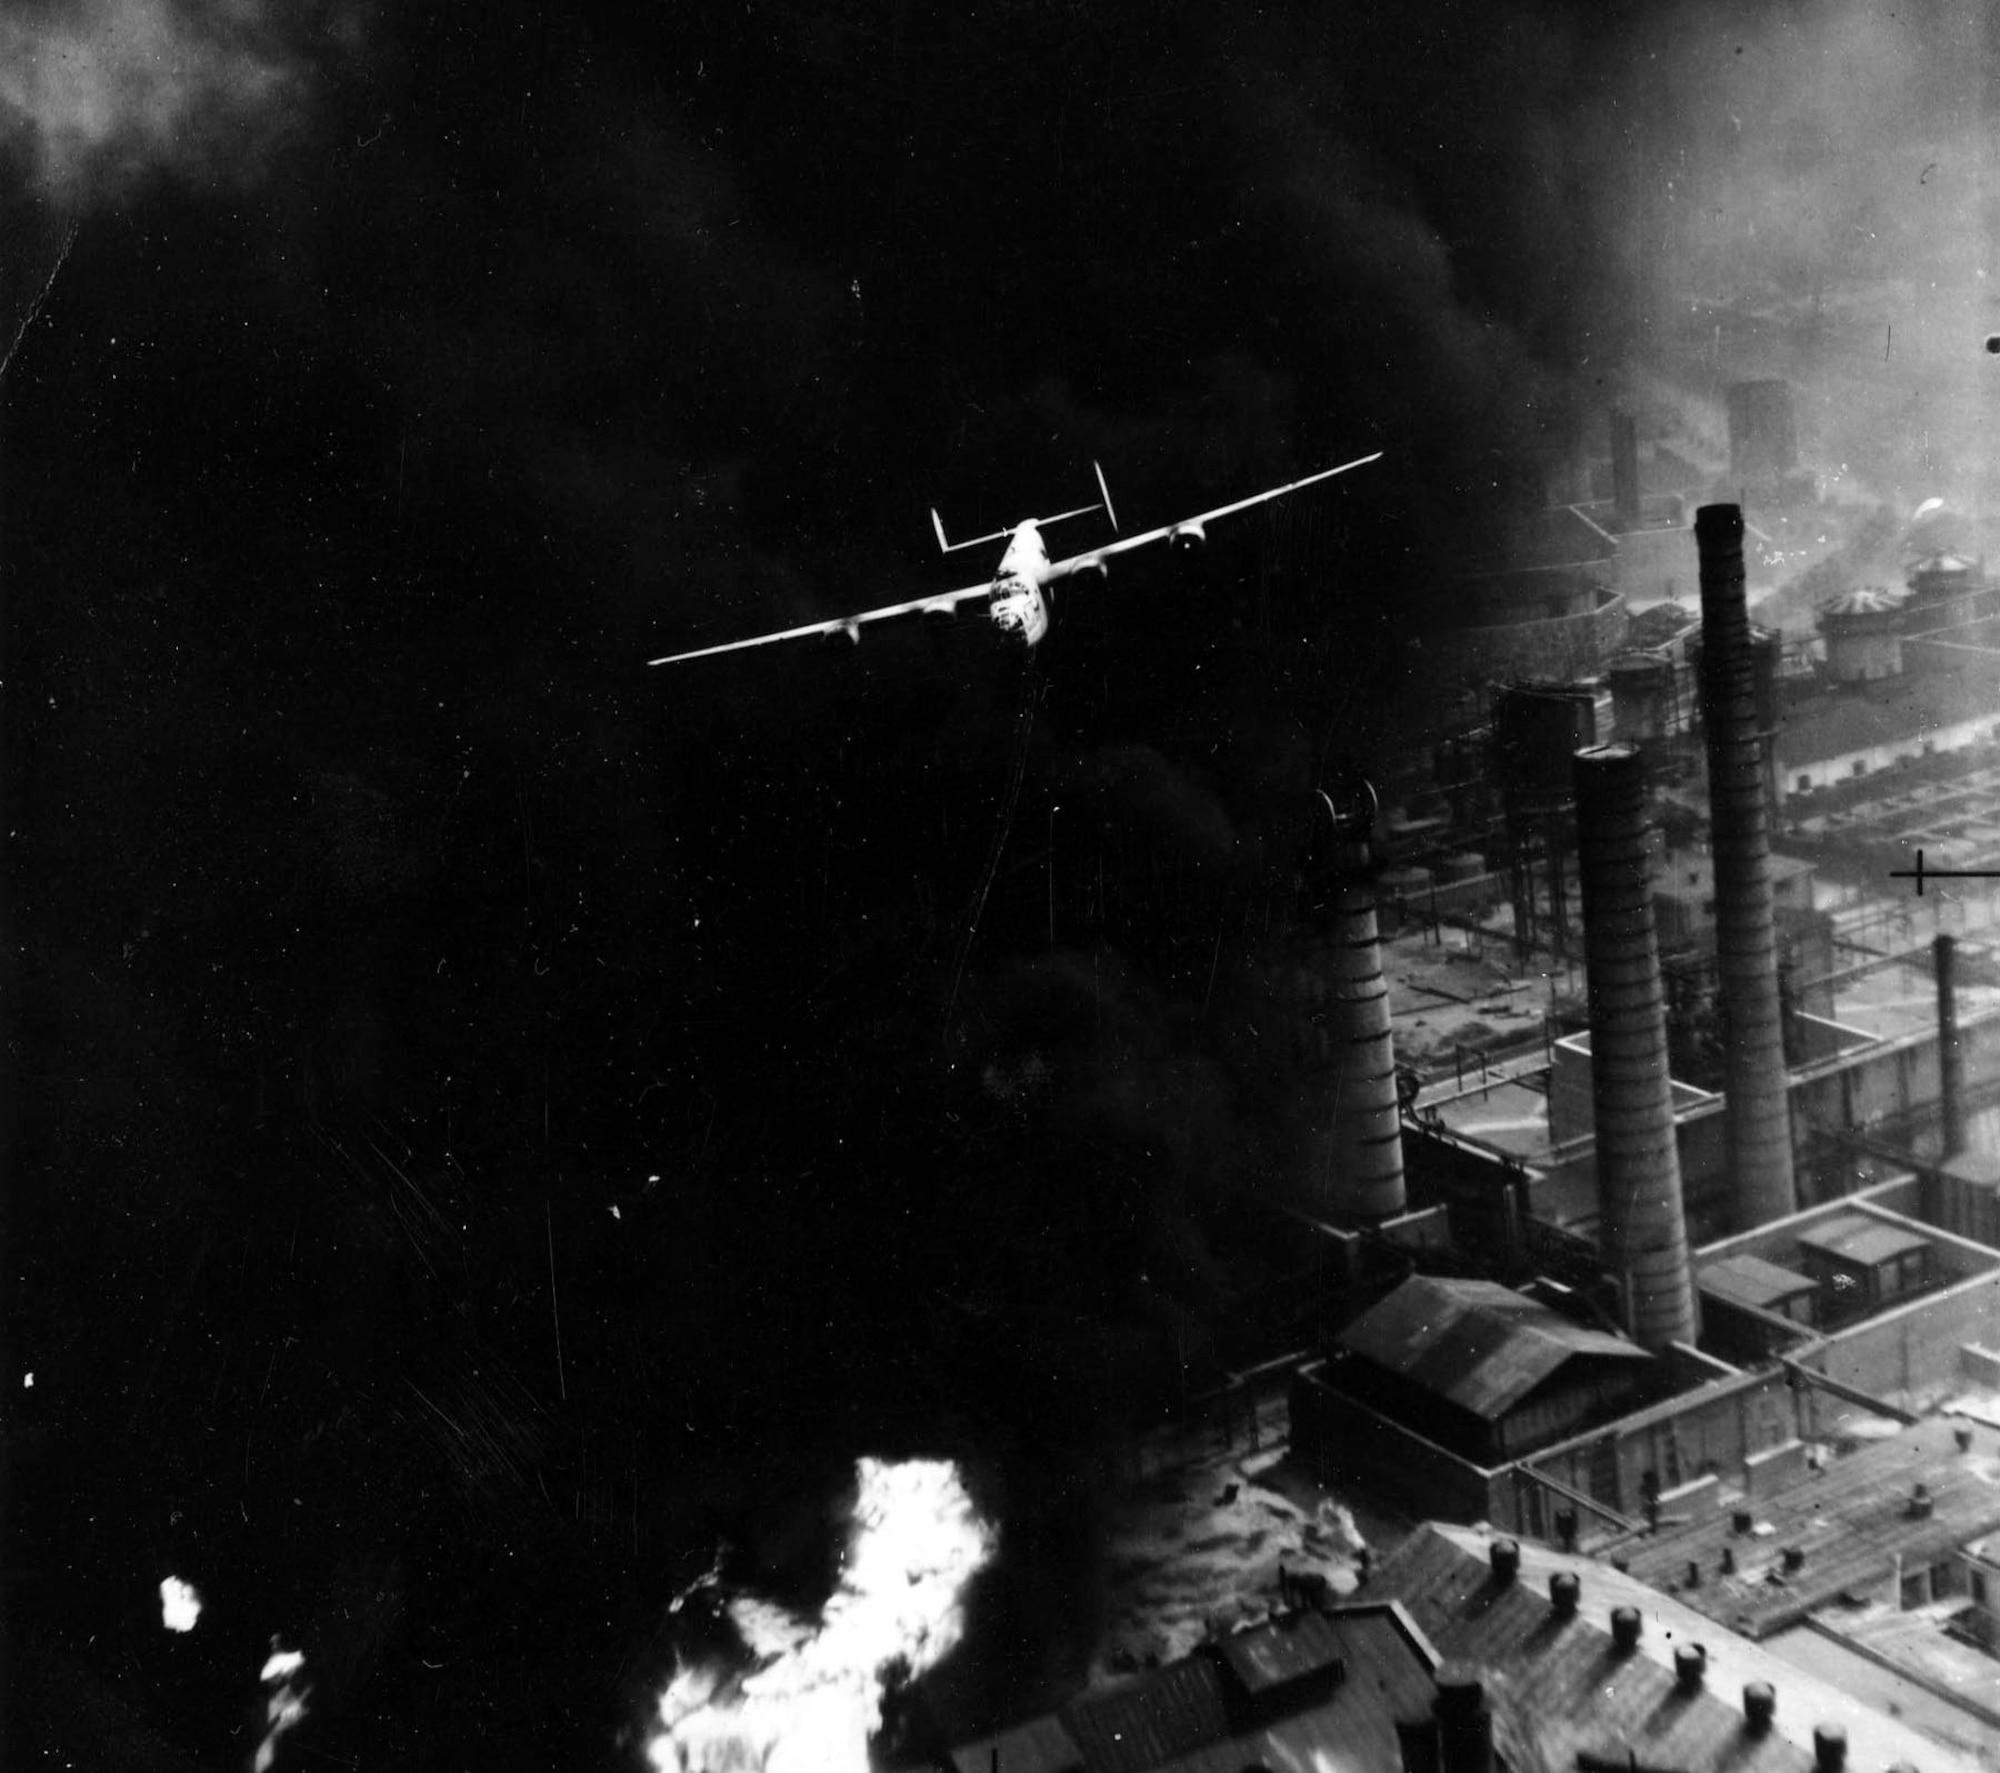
0,0 -> 346,205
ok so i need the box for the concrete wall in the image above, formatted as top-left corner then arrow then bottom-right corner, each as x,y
1522,1368 -> 1802,1522
1782,710 -> 1994,794
1802,1269 -> 2000,1412
1290,1363 -> 1505,1525
1548,1032 -> 1720,1150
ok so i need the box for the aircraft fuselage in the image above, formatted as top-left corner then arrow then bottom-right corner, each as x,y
990,523 -> 1053,645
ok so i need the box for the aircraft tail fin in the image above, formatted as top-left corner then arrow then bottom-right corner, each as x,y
930,465 -> 1118,553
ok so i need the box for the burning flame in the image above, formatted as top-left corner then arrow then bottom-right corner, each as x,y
647,1457 -> 995,1773
254,1642 -> 309,1773
159,1574 -> 202,1632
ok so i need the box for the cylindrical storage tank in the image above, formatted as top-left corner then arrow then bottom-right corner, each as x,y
1572,744 -> 1698,1348
1609,650 -> 1675,743
1301,785 -> 1406,1220
1818,589 -> 1905,684
1697,506 -> 1798,1228
1908,552 -> 1979,607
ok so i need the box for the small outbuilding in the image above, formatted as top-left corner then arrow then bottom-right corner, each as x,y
1326,1275 -> 1655,1465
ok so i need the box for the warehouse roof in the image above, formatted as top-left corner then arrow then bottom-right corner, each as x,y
1369,1525 -> 1813,1773
1794,1212 -> 1929,1268
1610,1415 -> 2000,1638
944,1605 -> 1437,1773
1398,1525 -> 1983,1773
1698,1253 -> 1819,1312
1336,1276 -> 1652,1421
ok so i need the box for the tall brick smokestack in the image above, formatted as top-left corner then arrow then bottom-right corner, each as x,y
1938,934 -> 1965,1159
1573,744 -> 1698,1348
1611,410 -> 1641,528
1301,782 -> 1406,1220
1697,505 -> 1798,1228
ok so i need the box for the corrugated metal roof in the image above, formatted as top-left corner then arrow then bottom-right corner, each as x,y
1058,1656 -> 1231,1773
1699,1254 -> 1819,1311
1612,1416 -> 2000,1637
1435,1525 -> 1985,1773
1819,587 -> 1905,619
1911,552 -> 1980,577
1210,1606 -> 1345,1696
1148,1611 -> 1439,1773
1369,1526 -> 1814,1773
947,1711 -> 1083,1773
1794,1212 -> 1928,1267
944,1608 -> 1438,1773
1337,1277 -> 1651,1420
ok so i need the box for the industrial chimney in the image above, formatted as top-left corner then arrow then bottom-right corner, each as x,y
1696,505 -> 1798,1228
1611,410 -> 1641,528
1938,934 -> 1965,1159
1573,744 -> 1697,1346
1300,780 -> 1406,1219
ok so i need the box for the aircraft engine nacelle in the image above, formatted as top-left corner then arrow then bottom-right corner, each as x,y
1072,556 -> 1110,582
1168,521 -> 1208,551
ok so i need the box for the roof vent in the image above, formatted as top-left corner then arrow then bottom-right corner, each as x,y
1674,1643 -> 1707,1691
1490,1538 -> 1520,1584
1609,1606 -> 1642,1654
1908,1483 -> 1935,1520
1743,1681 -> 1776,1735
1549,1571 -> 1581,1618
1813,1722 -> 1847,1773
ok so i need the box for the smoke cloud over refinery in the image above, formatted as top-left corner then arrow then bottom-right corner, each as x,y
7,0 -> 2000,1769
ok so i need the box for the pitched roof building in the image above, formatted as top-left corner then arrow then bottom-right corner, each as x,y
1602,1414 -> 2000,1641
941,1602 -> 1438,1773
1370,1523 -> 1980,1773
1318,1276 -> 1656,1465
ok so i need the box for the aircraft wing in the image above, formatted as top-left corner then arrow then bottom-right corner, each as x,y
648,581 -> 993,667
1044,451 -> 1382,581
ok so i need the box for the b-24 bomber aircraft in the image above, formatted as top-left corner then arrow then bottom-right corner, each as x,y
647,450 -> 1382,667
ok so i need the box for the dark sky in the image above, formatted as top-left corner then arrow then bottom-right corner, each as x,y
4,1 -> 1994,1768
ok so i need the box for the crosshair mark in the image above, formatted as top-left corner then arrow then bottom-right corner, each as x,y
1890,848 -> 2000,895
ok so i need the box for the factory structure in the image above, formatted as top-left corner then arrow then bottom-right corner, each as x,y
930,385 -> 2000,1768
